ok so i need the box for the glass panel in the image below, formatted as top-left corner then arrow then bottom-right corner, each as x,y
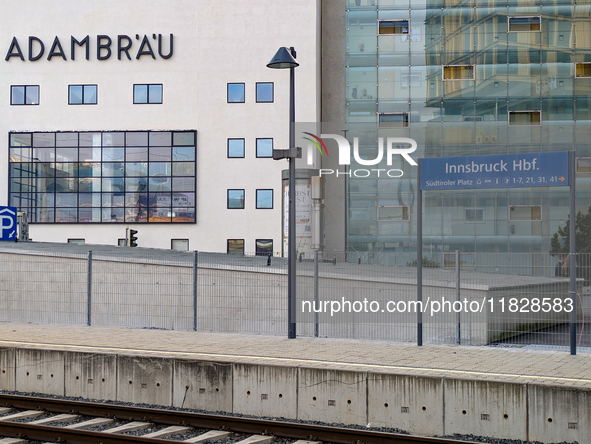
228,189 -> 245,209
102,148 -> 124,162
56,148 -> 78,162
443,65 -> 474,80
256,82 -> 273,102
102,193 -> 125,207
173,146 -> 195,161
150,162 -> 171,176
79,179 -> 101,193
149,132 -> 171,146
134,84 -> 147,103
69,85 -> 83,104
79,162 -> 101,177
256,138 -> 273,157
102,178 -> 125,192
256,189 -> 273,209
35,208 -> 55,223
125,178 -> 148,192
11,86 -> 25,105
83,85 -> 97,104
172,177 -> 195,192
125,192 -> 147,208
79,208 -> 101,222
102,208 -> 124,222
172,162 -> 195,176
10,133 -> 32,147
25,86 -> 39,104
33,148 -> 55,162
125,162 -> 148,177
33,133 -> 55,147
55,192 -> 77,207
379,19 -> 409,35
126,132 -> 148,146
55,163 -> 78,178
509,111 -> 541,125
10,147 -> 32,161
228,83 -> 245,102
173,132 -> 195,146
227,239 -> 244,254
102,132 -> 125,146
149,177 -> 172,192
149,147 -> 171,161
126,147 -> 148,161
150,193 -> 171,207
102,162 -> 124,177
148,84 -> 162,103
379,113 -> 409,127
228,139 -> 245,158
56,208 -> 77,222
78,192 -> 102,207
172,208 -> 195,222
56,133 -> 78,147
125,208 -> 148,223
509,16 -> 541,32
79,133 -> 101,147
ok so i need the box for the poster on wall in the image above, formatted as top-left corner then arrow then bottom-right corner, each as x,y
283,180 -> 312,257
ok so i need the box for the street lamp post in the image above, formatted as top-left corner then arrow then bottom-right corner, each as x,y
267,47 -> 300,339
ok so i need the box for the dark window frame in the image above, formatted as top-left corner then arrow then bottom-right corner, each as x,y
227,189 -> 245,209
227,82 -> 246,103
378,19 -> 410,35
256,138 -> 274,158
508,16 -> 541,32
255,82 -> 274,103
11,85 -> 40,106
508,110 -> 541,126
256,239 -> 274,256
133,84 -> 163,104
68,84 -> 98,105
227,138 -> 245,158
255,189 -> 274,209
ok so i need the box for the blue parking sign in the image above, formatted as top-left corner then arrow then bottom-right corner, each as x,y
0,207 -> 17,241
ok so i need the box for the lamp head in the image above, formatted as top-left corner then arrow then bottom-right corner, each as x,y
267,47 -> 299,69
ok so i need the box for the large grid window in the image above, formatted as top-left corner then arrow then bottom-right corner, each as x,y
69,85 -> 97,105
133,84 -> 163,104
11,85 -> 39,105
9,130 -> 196,223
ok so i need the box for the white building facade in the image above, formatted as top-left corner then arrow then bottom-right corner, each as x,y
1,0 -> 322,254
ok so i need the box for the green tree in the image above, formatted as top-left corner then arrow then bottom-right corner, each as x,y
550,206 -> 591,255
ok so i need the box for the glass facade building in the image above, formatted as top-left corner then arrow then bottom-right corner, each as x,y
345,0 -> 591,263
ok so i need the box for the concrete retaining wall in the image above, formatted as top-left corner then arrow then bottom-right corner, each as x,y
0,346 -> 588,443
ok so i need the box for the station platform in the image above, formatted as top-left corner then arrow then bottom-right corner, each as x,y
0,323 -> 590,443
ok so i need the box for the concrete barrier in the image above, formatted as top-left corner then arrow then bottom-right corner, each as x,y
172,360 -> 232,412
528,384 -> 591,443
0,347 -> 15,391
297,368 -> 366,426
64,352 -> 117,401
15,349 -> 65,396
117,356 -> 173,406
444,379 -> 527,441
233,364 -> 297,419
367,374 -> 443,436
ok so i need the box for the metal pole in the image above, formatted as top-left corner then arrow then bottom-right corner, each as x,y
456,250 -> 461,345
87,250 -> 92,326
314,250 -> 319,338
193,251 -> 198,332
288,57 -> 297,339
569,151 -> 576,355
417,159 -> 423,346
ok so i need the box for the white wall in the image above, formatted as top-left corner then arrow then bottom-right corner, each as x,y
0,0 -> 321,253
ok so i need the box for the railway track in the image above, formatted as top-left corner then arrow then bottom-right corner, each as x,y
0,394 -> 472,444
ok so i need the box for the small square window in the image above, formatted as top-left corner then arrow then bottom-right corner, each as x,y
256,239 -> 273,256
134,84 -> 162,104
228,189 -> 245,209
227,239 -> 244,255
228,83 -> 245,103
69,85 -> 97,105
509,111 -> 541,126
256,138 -> 273,158
11,85 -> 39,105
509,16 -> 541,32
256,82 -> 274,102
378,19 -> 409,35
256,189 -> 273,209
443,65 -> 474,81
576,63 -> 591,78
228,139 -> 245,158
378,113 -> 409,128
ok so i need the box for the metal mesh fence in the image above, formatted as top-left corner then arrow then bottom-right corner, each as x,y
0,243 -> 588,353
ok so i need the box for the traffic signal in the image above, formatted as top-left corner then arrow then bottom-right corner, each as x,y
127,228 -> 139,247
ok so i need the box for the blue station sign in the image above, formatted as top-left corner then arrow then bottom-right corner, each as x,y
420,151 -> 570,190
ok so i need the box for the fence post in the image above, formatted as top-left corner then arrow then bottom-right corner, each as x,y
87,250 -> 92,326
314,250 -> 319,338
455,250 -> 460,345
193,250 -> 198,331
